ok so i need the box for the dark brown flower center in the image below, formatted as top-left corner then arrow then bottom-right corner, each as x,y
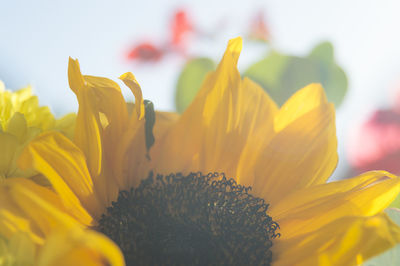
98,172 -> 279,266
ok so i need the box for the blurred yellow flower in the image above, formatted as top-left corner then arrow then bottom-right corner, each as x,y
0,82 -> 76,180
1,38 -> 400,265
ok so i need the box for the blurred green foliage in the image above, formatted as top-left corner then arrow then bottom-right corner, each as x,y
175,41 -> 348,113
244,41 -> 347,107
175,58 -> 215,113
390,194 -> 400,209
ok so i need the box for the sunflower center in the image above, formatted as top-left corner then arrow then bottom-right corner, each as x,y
98,172 -> 279,266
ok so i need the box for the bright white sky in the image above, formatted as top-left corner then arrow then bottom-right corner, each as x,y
1,0 -> 400,179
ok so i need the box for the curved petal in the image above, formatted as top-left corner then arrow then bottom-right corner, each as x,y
18,131 -> 100,222
84,74 -> 129,161
37,228 -> 125,266
119,72 -> 144,120
0,178 -> 83,243
273,213 -> 400,266
271,171 -> 400,239
253,102 -> 337,204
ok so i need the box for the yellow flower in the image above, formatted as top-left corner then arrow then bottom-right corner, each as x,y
1,38 -> 400,265
0,81 -> 76,180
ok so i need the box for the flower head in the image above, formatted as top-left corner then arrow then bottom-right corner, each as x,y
1,38 -> 400,265
0,81 -> 75,180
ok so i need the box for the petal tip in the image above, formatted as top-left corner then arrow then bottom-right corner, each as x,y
68,57 -> 85,93
227,37 -> 243,52
119,72 -> 135,82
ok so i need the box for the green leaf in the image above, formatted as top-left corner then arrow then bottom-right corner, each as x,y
243,41 -> 347,107
243,51 -> 290,91
309,41 -> 334,64
175,57 -> 215,113
322,63 -> 348,107
363,208 -> 400,265
278,56 -> 322,106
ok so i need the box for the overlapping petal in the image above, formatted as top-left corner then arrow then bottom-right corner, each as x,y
253,101 -> 337,204
37,227 -> 124,266
68,58 -> 151,197
273,214 -> 400,266
68,58 -> 104,178
18,131 -> 99,223
152,38 -> 278,180
0,178 -> 83,243
271,171 -> 400,239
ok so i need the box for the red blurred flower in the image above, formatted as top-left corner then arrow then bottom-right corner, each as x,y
125,9 -> 194,63
126,42 -> 164,62
348,109 -> 400,174
170,9 -> 193,49
248,12 -> 270,42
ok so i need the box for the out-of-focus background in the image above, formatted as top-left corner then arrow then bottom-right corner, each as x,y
2,0 -> 400,180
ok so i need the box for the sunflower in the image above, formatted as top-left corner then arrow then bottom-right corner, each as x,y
1,37 -> 400,265
0,81 -> 75,180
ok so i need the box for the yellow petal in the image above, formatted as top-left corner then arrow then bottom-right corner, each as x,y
19,97 -> 55,130
68,57 -> 102,177
0,178 -> 82,243
274,83 -> 328,132
235,77 -> 278,186
68,57 -> 85,95
83,74 -> 129,133
0,232 -> 36,266
153,111 -> 179,140
37,228 -> 125,266
99,72 -> 148,190
153,37 -> 277,179
18,131 -> 98,223
6,112 -> 27,142
119,72 -> 145,120
271,171 -> 400,239
69,58 -> 133,203
0,185 -> 43,244
0,132 -> 19,178
253,102 -> 337,205
273,213 -> 400,266
55,113 -> 76,140
125,111 -> 180,188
